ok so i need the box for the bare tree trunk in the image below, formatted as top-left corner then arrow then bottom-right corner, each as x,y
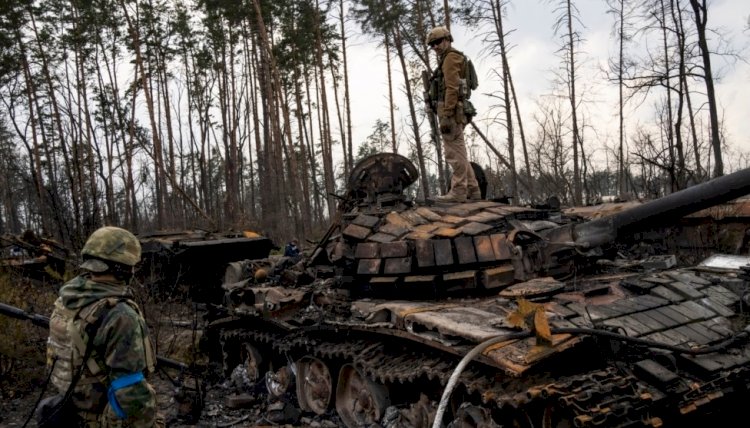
159,58 -> 178,221
313,0 -> 336,219
303,60 -> 324,225
253,0 -> 287,237
658,0 -> 678,191
102,39 -> 139,230
239,21 -> 258,221
491,0 -> 518,202
443,0 -> 451,28
72,35 -> 102,227
684,84 -> 703,179
414,0 -> 445,193
565,0 -> 582,205
14,36 -> 49,236
393,26 -> 430,199
689,0 -> 723,177
215,17 -> 240,228
339,0 -> 354,174
507,58 -> 532,200
329,61 -> 349,174
27,13 -> 82,242
385,34 -> 397,153
670,0 -> 687,188
265,25 -> 305,239
293,73 -> 313,238
614,0 -> 627,197
118,0 -> 167,228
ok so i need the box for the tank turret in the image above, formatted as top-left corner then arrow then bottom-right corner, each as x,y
307,154 -> 750,299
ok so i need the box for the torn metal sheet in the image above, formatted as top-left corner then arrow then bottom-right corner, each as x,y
698,254 -> 750,270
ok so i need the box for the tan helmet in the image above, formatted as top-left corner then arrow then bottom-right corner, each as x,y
80,226 -> 141,272
426,26 -> 452,45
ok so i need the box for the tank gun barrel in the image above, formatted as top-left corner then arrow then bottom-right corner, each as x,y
544,167 -> 750,250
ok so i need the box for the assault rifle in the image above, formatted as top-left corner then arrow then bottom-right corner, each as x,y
0,301 -> 195,372
422,69 -> 439,136
422,68 -> 446,195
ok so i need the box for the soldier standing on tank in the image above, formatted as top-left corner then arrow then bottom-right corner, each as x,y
40,226 -> 163,427
426,26 -> 481,203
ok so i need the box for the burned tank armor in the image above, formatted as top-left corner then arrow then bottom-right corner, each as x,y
204,154 -> 750,428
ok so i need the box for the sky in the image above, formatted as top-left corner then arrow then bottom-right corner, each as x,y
343,0 -> 750,170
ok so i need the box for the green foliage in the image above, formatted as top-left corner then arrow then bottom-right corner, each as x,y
356,119 -> 392,161
350,0 -> 408,37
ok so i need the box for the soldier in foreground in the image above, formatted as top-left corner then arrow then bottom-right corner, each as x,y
426,25 -> 480,203
39,226 -> 162,427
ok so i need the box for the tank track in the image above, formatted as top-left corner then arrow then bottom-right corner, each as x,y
215,318 -> 750,427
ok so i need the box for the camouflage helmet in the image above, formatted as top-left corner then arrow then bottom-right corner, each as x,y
426,26 -> 452,45
80,226 -> 141,272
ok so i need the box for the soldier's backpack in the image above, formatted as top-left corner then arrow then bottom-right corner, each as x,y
464,56 -> 479,95
459,53 -> 478,120
462,56 -> 478,120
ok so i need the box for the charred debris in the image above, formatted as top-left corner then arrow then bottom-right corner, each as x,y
137,230 -> 274,302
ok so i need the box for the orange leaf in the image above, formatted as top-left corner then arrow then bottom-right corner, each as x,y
533,308 -> 552,345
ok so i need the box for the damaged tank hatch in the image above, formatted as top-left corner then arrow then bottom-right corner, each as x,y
138,230 -> 274,303
202,153 -> 750,427
0,231 -> 70,283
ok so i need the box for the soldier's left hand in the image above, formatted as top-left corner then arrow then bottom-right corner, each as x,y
440,117 -> 453,134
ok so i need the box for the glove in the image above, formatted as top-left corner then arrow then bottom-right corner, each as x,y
440,115 -> 454,134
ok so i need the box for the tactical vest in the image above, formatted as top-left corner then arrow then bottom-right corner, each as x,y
47,296 -> 156,406
429,48 -> 479,119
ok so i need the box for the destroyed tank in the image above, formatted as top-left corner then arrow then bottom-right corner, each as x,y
203,153 -> 750,427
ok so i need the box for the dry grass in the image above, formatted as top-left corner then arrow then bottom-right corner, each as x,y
0,269 -> 58,399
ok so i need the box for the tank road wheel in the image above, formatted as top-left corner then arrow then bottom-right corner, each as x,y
448,403 -> 500,428
336,364 -> 391,427
242,343 -> 263,382
541,404 -> 574,428
296,356 -> 333,414
266,365 -> 293,398
504,405 -> 574,428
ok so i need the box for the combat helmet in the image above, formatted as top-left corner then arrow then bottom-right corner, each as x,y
426,26 -> 452,45
80,226 -> 141,272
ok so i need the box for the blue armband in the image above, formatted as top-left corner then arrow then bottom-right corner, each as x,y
107,372 -> 145,419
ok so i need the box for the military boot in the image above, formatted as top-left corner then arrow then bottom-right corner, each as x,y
468,188 -> 482,200
435,190 -> 467,203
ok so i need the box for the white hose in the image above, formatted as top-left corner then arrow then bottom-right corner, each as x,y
431,331 -> 531,428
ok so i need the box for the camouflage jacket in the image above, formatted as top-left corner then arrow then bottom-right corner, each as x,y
48,274 -> 158,427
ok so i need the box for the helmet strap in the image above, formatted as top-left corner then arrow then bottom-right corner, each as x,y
110,263 -> 134,283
